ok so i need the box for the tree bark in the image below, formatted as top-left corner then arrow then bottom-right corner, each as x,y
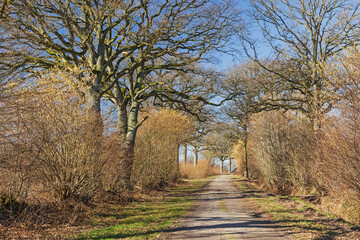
228,158 -> 232,174
119,141 -> 135,190
84,87 -> 103,132
84,87 -> 103,169
183,144 -> 188,165
117,101 -> 140,190
175,144 -> 180,178
193,146 -> 199,169
311,82 -> 323,133
241,120 -> 249,179
244,140 -> 249,178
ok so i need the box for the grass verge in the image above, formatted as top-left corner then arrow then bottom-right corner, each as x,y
71,178 -> 209,240
231,175 -> 360,240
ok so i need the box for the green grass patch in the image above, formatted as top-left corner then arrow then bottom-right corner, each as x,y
231,176 -> 339,235
218,199 -> 228,212
72,178 -> 209,240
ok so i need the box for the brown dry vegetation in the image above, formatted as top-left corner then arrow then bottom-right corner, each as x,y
226,0 -> 360,227
180,160 -> 219,179
229,48 -> 360,224
233,106 -> 360,225
132,109 -> 192,190
1,0 -> 360,238
230,48 -> 360,223
233,177 -> 360,240
0,70 -> 197,235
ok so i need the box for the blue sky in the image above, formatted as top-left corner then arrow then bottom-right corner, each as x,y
206,0 -> 275,72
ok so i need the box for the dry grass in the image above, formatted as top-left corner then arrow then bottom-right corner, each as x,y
232,176 -> 360,240
180,160 -> 218,178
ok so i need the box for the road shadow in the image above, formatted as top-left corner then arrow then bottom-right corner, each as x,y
76,218 -> 289,240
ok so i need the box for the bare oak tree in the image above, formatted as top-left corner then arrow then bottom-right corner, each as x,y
1,0 -> 240,190
204,123 -> 238,174
0,0 -> 145,127
223,62 -> 275,178
100,0 -> 239,188
244,0 -> 360,131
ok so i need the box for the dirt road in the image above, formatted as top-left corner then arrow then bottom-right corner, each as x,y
162,175 -> 289,240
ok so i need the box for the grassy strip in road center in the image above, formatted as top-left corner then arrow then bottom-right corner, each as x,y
72,178 -> 209,240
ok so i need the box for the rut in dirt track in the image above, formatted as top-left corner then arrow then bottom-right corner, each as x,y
162,175 -> 289,240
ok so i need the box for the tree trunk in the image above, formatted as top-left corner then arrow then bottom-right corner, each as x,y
183,144 -> 187,165
243,140 -> 249,179
119,141 -> 135,190
117,101 -> 140,190
84,87 -> 103,135
228,158 -> 232,174
193,146 -> 199,169
311,83 -> 323,133
84,87 -> 103,173
175,144 -> 180,178
243,119 -> 249,179
117,105 -> 128,137
220,160 -> 223,174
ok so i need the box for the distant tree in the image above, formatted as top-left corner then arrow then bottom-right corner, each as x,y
244,0 -> 360,131
223,62 -> 277,178
108,68 -> 234,189
204,123 -> 238,174
189,120 -> 212,168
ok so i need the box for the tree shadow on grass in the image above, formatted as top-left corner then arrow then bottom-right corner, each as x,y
74,219 -> 287,240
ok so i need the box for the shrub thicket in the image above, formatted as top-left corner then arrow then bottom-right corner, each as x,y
247,111 -> 314,194
132,109 -> 192,190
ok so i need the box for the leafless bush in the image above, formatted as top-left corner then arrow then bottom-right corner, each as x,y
132,109 -> 192,190
320,107 -> 360,198
0,83 -> 37,208
249,111 -> 314,194
320,47 -> 360,199
313,47 -> 360,223
28,95 -> 102,200
180,160 -> 211,179
313,109 -> 360,223
1,72 -> 103,203
101,133 -> 123,192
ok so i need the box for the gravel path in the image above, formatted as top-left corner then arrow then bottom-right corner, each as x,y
162,175 -> 289,240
